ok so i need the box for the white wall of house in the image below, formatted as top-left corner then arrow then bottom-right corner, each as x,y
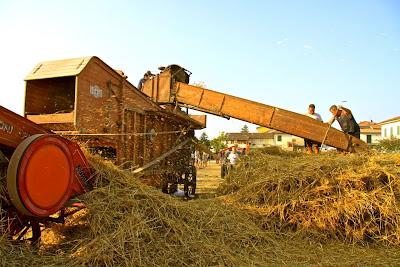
292,136 -> 305,146
381,121 -> 400,139
225,134 -> 304,150
274,134 -> 304,149
225,140 -> 247,149
250,138 -> 275,148
360,133 -> 381,144
226,140 -> 246,145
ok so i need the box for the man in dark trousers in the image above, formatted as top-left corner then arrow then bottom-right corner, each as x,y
304,104 -> 323,154
328,105 -> 360,138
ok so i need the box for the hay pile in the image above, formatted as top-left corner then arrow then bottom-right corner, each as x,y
1,155 -> 275,266
218,148 -> 400,244
2,150 -> 400,266
66,156 -> 275,266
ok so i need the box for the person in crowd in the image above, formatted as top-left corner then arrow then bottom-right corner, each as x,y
227,146 -> 239,171
194,150 -> 200,167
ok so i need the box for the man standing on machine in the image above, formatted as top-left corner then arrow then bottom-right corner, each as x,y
304,104 -> 323,154
328,105 -> 360,139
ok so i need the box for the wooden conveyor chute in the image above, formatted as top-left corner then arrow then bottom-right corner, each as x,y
141,65 -> 367,152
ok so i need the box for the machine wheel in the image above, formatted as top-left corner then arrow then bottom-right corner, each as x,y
184,166 -> 196,198
7,134 -> 75,217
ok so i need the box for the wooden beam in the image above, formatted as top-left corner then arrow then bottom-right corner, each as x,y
27,112 -> 74,124
132,138 -> 192,174
174,82 -> 367,152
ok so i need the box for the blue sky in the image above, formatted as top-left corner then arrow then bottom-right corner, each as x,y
0,0 -> 399,138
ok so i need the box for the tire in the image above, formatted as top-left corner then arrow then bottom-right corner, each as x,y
221,164 -> 227,178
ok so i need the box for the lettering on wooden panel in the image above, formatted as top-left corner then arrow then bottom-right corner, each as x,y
90,84 -> 103,98
0,120 -> 13,134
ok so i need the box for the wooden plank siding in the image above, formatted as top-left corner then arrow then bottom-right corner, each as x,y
24,56 -> 203,171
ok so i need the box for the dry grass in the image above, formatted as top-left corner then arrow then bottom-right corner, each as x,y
66,156 -> 275,266
1,151 -> 400,266
218,147 -> 400,245
1,155 -> 275,266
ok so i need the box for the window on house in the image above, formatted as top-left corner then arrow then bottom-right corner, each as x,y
390,127 -> 394,137
366,135 -> 372,144
384,128 -> 387,137
277,135 -> 282,142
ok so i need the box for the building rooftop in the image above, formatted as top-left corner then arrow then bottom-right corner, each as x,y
379,116 -> 400,125
225,132 -> 275,141
359,121 -> 381,130
25,56 -> 93,80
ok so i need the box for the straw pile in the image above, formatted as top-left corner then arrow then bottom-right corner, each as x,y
65,156 -> 276,266
2,150 -> 400,266
1,155 -> 275,266
218,148 -> 400,244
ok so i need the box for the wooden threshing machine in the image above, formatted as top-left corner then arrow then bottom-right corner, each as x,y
23,57 -> 205,195
0,57 -> 204,241
0,56 -> 367,242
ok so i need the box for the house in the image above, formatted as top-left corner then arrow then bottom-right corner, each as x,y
379,116 -> 400,139
256,127 -> 305,149
225,128 -> 304,151
267,130 -> 305,150
359,121 -> 381,145
225,132 -> 275,149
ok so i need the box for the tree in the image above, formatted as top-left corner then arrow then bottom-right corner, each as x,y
376,137 -> 400,152
241,124 -> 249,133
210,132 -> 227,152
199,132 -> 211,147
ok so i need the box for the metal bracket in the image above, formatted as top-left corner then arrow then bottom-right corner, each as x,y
267,108 -> 277,127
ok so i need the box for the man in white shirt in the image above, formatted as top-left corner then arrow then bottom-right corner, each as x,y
304,104 -> 323,154
227,146 -> 239,170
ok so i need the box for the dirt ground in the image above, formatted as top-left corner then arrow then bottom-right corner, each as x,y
195,161 -> 223,198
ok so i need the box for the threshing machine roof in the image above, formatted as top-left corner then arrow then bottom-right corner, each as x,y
25,56 -> 93,80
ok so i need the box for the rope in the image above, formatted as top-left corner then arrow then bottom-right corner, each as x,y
55,130 -> 187,137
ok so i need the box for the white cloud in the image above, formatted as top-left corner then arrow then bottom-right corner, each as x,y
276,38 -> 288,46
303,44 -> 312,49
